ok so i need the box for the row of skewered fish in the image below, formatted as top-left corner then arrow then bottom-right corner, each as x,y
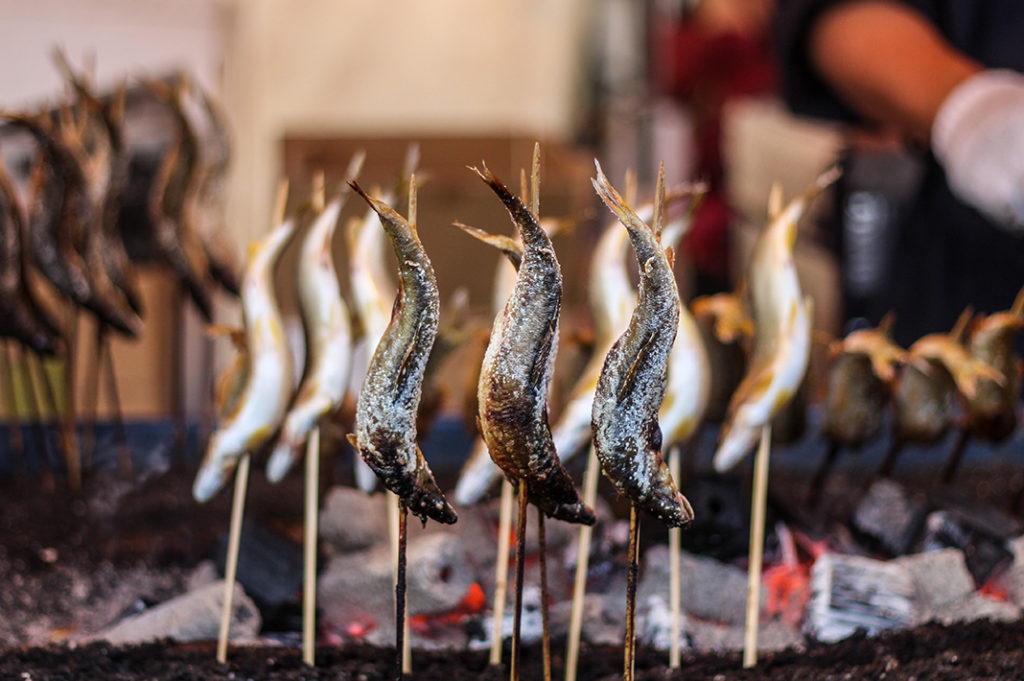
0,54 -> 241,365
193,148 -> 1024,531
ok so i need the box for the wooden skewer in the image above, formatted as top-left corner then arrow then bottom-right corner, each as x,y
624,504 -> 640,681
510,481 -> 529,681
537,508 -> 552,681
218,178 -> 290,665
23,350 -> 58,493
302,427 -> 320,666
217,451 -> 250,664
668,445 -> 682,669
490,478 -> 515,665
564,446 -> 600,681
82,322 -> 101,471
63,309 -> 81,492
742,424 -> 772,669
395,500 -> 409,681
101,331 -> 132,479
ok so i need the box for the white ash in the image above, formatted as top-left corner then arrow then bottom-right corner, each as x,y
805,552 -> 917,643
92,580 -> 260,644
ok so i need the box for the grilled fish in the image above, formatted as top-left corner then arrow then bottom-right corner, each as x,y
0,157 -> 62,355
822,317 -> 906,447
266,184 -> 356,482
713,168 -> 839,472
963,288 -> 1024,441
345,188 -> 398,494
473,164 -> 593,525
590,162 -> 692,528
192,213 -> 295,502
346,180 -> 455,525
143,75 -> 215,321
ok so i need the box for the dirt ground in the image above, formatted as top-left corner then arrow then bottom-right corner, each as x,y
3,618 -> 1024,680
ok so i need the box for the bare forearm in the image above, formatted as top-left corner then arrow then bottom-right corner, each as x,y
808,0 -> 981,144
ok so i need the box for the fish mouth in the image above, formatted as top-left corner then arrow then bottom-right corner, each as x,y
532,495 -> 596,526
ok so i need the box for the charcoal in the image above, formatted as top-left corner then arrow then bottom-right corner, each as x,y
677,474 -> 749,560
805,553 -> 916,643
929,489 -> 1023,539
687,618 -> 803,652
852,479 -> 926,556
929,592 -> 1021,626
1000,535 -> 1024,606
215,519 -> 303,630
921,511 -> 1013,586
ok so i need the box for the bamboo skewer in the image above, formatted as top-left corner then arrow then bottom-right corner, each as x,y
22,350 -> 57,492
395,501 -> 409,681
216,178 -> 290,665
302,427 -> 320,666
743,425 -> 772,668
668,445 -> 682,669
102,337 -> 132,479
63,309 -> 81,492
510,481 -> 529,681
564,446 -> 600,681
624,505 -> 640,681
217,451 -> 250,664
537,508 -> 552,681
490,478 -> 515,665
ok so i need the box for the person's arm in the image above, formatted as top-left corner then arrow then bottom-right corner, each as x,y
807,0 -> 980,145
807,0 -> 1024,230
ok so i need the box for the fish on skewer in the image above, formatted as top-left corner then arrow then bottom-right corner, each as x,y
55,98 -> 142,338
345,187 -> 398,493
875,310 -> 1004,478
808,316 -> 906,504
266,161 -> 362,482
3,110 -> 140,336
713,169 -> 840,472
590,161 -> 692,527
142,74 -> 215,321
962,288 -> 1024,442
191,81 -> 242,296
454,189 -> 699,506
0,155 -> 63,356
53,51 -> 143,315
346,180 -> 456,525
192,210 -> 295,502
471,164 -> 594,525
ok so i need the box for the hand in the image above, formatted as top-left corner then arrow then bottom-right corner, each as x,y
932,69 -> 1024,233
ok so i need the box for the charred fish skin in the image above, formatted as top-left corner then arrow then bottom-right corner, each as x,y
0,161 -> 62,355
590,163 -> 692,529
4,114 -> 93,306
193,217 -> 295,503
473,165 -> 594,526
347,182 -> 456,525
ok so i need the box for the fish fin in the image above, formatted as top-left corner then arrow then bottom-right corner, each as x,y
346,433 -> 359,449
528,317 -> 558,390
951,306 -> 974,342
665,245 -> 675,269
1011,284 -> 1024,318
617,330 -> 657,403
877,311 -> 897,336
452,222 -> 523,269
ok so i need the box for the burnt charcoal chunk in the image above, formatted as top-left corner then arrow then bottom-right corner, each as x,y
853,479 -> 926,556
921,511 -> 1014,587
215,519 -> 303,632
